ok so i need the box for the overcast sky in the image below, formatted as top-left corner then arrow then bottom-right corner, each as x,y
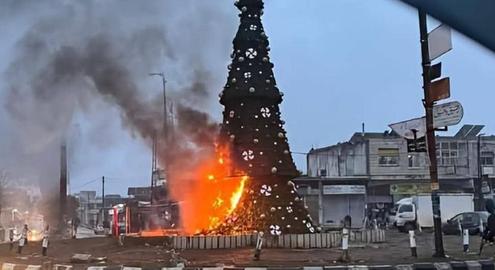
1,0 -> 494,196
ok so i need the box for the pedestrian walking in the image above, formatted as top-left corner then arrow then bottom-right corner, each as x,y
480,200 -> 495,255
41,224 -> 49,256
9,227 -> 15,251
17,224 -> 30,254
72,217 -> 80,239
483,200 -> 495,241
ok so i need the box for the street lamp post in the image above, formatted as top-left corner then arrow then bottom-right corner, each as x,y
149,72 -> 168,136
149,72 -> 168,204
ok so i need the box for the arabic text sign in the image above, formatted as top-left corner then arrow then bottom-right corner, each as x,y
433,101 -> 463,128
389,101 -> 463,139
428,24 -> 452,61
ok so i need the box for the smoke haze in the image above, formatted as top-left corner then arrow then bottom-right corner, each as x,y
0,0 -> 236,201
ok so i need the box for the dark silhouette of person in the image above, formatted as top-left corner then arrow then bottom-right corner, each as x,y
483,199 -> 495,242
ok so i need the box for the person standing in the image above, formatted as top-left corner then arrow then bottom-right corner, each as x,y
483,200 -> 495,242
41,224 -> 49,256
253,231 -> 264,261
72,217 -> 80,239
17,224 -> 30,254
8,227 -> 15,251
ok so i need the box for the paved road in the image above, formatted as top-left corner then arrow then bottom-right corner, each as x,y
0,229 -> 494,268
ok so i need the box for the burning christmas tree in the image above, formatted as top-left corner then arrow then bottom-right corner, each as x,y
215,0 -> 315,235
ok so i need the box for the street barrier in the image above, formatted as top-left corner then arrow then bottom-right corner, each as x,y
463,229 -> 470,253
409,230 -> 417,257
121,229 -> 386,249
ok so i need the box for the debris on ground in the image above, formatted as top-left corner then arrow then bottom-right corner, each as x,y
70,253 -> 92,263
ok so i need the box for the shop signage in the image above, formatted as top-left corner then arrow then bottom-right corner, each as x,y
390,183 -> 431,195
323,185 -> 366,195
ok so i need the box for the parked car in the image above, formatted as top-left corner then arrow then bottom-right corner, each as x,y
394,194 -> 474,232
442,211 -> 489,235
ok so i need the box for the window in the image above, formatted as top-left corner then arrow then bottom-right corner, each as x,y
463,213 -> 477,225
451,213 -> 463,223
436,141 -> 459,165
378,148 -> 399,166
398,204 -> 413,213
345,156 -> 354,175
481,151 -> 494,166
408,153 -> 421,168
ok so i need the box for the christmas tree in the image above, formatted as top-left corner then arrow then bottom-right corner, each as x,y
216,0 -> 315,235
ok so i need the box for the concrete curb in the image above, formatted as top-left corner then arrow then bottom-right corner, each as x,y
1,260 -> 493,270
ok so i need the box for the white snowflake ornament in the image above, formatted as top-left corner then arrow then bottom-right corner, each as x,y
260,184 -> 272,196
242,150 -> 254,161
245,48 -> 258,59
269,225 -> 282,236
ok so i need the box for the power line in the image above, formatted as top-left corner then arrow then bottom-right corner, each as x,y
72,178 -> 100,190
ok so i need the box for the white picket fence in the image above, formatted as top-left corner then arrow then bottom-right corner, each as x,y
123,229 -> 385,249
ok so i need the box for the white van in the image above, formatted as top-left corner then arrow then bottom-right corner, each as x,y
395,193 -> 474,232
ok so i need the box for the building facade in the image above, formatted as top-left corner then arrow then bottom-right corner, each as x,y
295,125 -> 495,228
74,191 -> 126,227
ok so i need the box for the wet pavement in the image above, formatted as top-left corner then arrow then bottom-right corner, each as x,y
0,229 -> 494,268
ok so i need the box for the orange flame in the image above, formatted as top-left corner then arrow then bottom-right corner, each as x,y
229,176 -> 247,215
168,146 -> 248,235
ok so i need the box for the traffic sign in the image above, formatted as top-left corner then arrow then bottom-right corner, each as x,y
428,24 -> 452,61
433,101 -> 463,128
430,62 -> 442,80
430,77 -> 450,102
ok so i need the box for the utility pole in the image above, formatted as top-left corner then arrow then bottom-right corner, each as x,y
150,132 -> 156,203
102,176 -> 105,224
477,134 -> 482,209
477,133 -> 487,209
149,72 -> 169,204
59,143 -> 68,231
418,9 -> 445,257
149,72 -> 168,138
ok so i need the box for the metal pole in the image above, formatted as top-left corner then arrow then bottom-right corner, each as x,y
160,75 -> 169,187
149,72 -> 169,188
102,176 -> 105,224
318,179 -> 323,225
149,72 -> 168,138
477,135 -> 482,210
161,75 -> 168,138
418,9 -> 445,257
151,133 -> 156,204
60,144 -> 68,230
